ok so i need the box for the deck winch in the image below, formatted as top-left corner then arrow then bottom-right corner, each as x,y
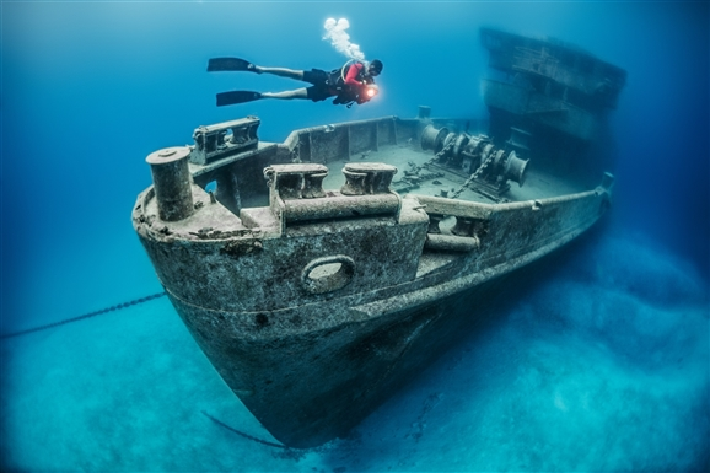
421,124 -> 529,200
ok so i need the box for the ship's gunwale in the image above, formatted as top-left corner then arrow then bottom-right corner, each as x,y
134,182 -> 609,339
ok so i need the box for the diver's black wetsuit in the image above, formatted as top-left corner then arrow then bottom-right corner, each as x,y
208,57 -> 378,107
304,62 -> 373,104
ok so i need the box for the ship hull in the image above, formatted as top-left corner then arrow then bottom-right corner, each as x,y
133,114 -> 614,448
169,265 -> 510,448
152,194 -> 603,447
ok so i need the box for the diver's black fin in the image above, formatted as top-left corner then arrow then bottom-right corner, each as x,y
216,91 -> 262,107
207,58 -> 251,72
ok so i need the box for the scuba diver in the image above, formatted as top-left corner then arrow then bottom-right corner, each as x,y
208,58 -> 383,108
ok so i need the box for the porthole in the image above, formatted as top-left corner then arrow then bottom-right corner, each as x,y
301,256 -> 355,294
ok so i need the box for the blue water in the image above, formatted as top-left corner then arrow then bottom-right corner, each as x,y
1,2 -> 708,471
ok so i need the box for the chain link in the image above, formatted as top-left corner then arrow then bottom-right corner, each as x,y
428,140 -> 503,201
431,140 -> 455,163
450,149 -> 495,199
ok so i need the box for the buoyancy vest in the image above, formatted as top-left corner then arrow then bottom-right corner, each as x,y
328,61 -> 376,106
326,61 -> 371,87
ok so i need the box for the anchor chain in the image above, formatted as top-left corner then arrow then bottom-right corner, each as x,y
0,291 -> 167,340
431,140 -> 455,163
450,149 -> 495,199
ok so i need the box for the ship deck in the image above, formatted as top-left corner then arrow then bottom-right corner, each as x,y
149,139 -> 598,244
319,143 -> 589,204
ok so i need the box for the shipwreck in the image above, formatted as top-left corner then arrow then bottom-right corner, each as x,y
132,29 -> 623,448
479,27 -> 626,177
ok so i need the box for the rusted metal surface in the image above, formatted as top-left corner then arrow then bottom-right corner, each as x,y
190,117 -> 260,165
479,28 -> 626,179
420,124 -> 529,200
146,147 -> 194,222
132,110 -> 613,448
480,28 -> 626,108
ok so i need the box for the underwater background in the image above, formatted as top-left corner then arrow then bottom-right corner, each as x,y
1,1 -> 708,472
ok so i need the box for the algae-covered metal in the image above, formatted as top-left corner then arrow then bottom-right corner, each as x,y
133,107 -> 613,447
480,28 -> 626,178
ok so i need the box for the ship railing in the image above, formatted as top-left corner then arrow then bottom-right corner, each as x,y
411,181 -> 611,253
282,116 -> 399,163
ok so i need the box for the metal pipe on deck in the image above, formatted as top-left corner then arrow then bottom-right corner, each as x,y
425,234 -> 480,252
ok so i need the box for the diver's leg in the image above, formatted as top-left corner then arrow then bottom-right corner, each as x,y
251,66 -> 304,80
261,88 -> 308,100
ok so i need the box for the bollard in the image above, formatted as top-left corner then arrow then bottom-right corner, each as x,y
146,146 -> 194,221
